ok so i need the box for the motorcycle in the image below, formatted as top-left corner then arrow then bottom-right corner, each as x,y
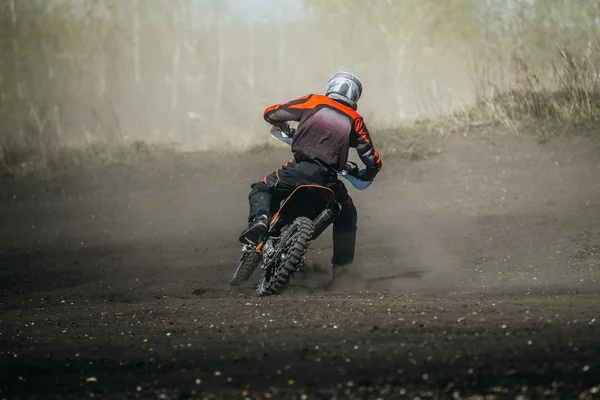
229,125 -> 371,297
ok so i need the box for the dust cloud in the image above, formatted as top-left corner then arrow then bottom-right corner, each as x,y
1,0 -> 599,296
3,0 -> 598,153
317,134 -> 600,294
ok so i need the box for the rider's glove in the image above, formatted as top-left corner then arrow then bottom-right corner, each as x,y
356,169 -> 376,182
278,122 -> 296,138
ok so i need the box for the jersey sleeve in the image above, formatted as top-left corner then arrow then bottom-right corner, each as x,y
351,117 -> 382,179
263,94 -> 313,125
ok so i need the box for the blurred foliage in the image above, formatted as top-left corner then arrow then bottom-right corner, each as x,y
0,140 -> 176,178
0,0 -> 599,176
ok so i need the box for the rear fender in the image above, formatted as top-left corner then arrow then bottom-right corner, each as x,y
268,185 -> 334,234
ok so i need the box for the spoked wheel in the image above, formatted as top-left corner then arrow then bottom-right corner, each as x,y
256,216 -> 314,297
229,245 -> 261,286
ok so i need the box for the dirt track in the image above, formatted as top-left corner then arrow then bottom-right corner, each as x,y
1,133 -> 600,399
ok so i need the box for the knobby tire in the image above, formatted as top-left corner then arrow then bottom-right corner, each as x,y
256,217 -> 314,296
229,249 -> 261,286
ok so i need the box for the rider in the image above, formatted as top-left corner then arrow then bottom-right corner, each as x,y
239,71 -> 382,277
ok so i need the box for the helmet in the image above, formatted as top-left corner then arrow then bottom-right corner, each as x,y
325,71 -> 363,104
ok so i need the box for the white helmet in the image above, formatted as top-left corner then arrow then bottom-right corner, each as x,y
325,71 -> 363,104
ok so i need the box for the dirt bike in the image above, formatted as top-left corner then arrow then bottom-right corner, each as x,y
229,125 -> 371,296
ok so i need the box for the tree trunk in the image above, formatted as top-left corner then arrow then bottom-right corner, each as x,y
213,1 -> 224,127
9,0 -> 24,139
171,45 -> 181,111
132,0 -> 141,85
247,23 -> 255,90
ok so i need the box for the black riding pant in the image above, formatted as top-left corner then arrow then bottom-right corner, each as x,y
248,160 -> 357,266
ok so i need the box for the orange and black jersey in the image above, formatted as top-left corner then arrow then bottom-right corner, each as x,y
263,94 -> 382,179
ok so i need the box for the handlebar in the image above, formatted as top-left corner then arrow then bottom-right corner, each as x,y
341,160 -> 360,176
269,125 -> 372,191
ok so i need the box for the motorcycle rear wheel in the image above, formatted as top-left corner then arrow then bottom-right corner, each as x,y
256,216 -> 314,296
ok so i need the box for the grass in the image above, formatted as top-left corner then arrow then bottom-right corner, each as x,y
374,122 -> 446,160
467,52 -> 600,142
1,50 -> 599,178
374,50 -> 600,157
0,140 -> 176,178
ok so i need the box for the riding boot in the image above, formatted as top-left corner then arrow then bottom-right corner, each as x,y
238,214 -> 270,245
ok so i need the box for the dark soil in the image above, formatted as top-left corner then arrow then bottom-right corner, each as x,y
1,133 -> 599,399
